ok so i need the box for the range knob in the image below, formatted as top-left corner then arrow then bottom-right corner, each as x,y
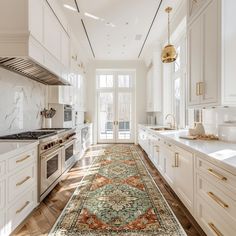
44,145 -> 48,150
59,139 -> 63,144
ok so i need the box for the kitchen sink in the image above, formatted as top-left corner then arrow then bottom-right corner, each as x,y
151,127 -> 176,131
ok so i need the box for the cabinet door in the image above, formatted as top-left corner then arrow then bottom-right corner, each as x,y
187,16 -> 202,106
61,30 -> 70,67
28,0 -> 43,43
175,150 -> 194,213
44,2 -> 61,60
201,0 -> 219,105
163,147 -> 175,187
222,0 -> 236,105
146,68 -> 153,112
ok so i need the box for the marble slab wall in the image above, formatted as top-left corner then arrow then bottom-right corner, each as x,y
0,68 -> 47,134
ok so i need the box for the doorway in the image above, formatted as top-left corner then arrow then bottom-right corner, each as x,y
96,70 -> 135,143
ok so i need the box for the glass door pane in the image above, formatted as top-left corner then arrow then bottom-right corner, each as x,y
98,92 -> 115,141
117,92 -> 132,141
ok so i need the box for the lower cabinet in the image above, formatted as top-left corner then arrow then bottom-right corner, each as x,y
174,147 -> 194,213
138,126 -> 236,235
162,146 -> 176,188
0,145 -> 38,236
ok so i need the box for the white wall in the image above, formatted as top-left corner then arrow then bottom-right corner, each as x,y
86,60 -> 147,144
0,68 -> 47,134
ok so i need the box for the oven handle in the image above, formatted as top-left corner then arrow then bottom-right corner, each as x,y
61,138 -> 77,148
40,147 -> 63,160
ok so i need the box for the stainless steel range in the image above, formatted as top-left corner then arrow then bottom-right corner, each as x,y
0,128 -> 76,201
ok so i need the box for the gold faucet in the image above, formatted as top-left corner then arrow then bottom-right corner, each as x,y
165,114 -> 176,129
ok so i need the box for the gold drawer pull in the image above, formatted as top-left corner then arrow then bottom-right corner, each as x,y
208,192 -> 229,209
16,201 -> 30,214
208,168 -> 227,181
208,223 -> 223,236
172,153 -> 179,168
16,155 -> 30,163
16,176 -> 31,186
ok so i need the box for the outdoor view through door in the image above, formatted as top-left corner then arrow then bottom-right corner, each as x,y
97,70 -> 135,143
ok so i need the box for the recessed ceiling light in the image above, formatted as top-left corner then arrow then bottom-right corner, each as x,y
135,34 -> 142,40
63,4 -> 77,12
106,22 -> 116,27
125,22 -> 129,25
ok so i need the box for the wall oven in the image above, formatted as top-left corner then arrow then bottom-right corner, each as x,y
40,147 -> 63,196
50,104 -> 73,128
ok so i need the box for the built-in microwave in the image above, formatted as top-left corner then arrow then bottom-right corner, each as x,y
50,104 -> 73,128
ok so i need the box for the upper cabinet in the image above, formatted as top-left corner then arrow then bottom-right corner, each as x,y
187,0 -> 236,108
146,50 -> 162,112
0,0 -> 71,85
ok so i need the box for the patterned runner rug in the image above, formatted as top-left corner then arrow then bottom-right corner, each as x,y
50,145 -> 186,236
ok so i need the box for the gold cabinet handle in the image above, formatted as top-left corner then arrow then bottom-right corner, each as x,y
208,192 -> 229,209
16,201 -> 30,214
16,155 -> 30,163
196,82 -> 200,96
208,223 -> 223,236
16,176 -> 31,186
208,168 -> 227,181
199,82 -> 204,95
172,153 -> 179,168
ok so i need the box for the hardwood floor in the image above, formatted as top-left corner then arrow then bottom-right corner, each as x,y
13,145 -> 206,236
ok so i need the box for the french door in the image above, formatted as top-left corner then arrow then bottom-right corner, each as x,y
97,71 -> 134,143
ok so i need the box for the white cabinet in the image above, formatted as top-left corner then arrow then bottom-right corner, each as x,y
138,126 -> 194,213
28,0 -> 44,43
187,16 -> 202,106
187,0 -> 236,107
0,144 -> 38,236
174,147 -> 194,212
0,0 -> 71,85
146,50 -> 162,112
61,30 -> 70,68
48,85 -> 73,105
44,2 -> 61,61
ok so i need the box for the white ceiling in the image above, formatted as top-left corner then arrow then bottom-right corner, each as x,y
60,0 -> 184,61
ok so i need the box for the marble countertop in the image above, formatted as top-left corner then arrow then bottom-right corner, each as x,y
139,124 -> 236,175
0,141 -> 39,159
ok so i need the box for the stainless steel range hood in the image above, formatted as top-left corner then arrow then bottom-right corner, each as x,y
0,57 -> 70,85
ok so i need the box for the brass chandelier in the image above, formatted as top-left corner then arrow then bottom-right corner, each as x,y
161,7 -> 178,63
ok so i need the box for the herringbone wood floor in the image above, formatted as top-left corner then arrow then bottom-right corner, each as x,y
12,145 -> 206,236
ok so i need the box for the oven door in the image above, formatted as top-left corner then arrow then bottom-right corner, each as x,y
40,148 -> 62,195
62,139 -> 76,173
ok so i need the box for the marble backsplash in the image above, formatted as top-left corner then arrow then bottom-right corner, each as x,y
202,107 -> 236,135
0,68 -> 47,134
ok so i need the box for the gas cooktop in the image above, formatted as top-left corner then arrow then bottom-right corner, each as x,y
0,131 -> 57,140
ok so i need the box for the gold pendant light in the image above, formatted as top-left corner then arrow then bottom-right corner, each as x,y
161,7 -> 178,63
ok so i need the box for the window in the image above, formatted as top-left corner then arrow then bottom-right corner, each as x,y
118,75 -> 132,88
98,74 -> 114,88
172,36 -> 186,128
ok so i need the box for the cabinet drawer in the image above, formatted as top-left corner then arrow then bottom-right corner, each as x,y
0,180 -> 5,210
196,156 -> 236,198
197,173 -> 236,221
7,188 -> 36,233
0,161 -> 5,177
8,164 -> 36,203
8,148 -> 36,173
196,195 -> 236,236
